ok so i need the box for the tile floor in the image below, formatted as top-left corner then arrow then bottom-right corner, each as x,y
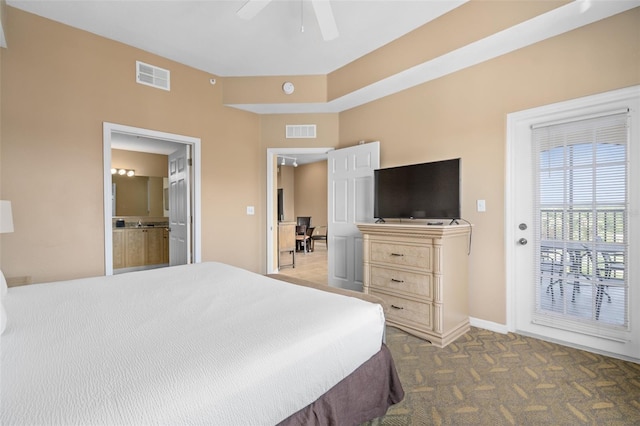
277,242 -> 328,285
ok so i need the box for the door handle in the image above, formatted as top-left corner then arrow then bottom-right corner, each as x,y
518,238 -> 528,245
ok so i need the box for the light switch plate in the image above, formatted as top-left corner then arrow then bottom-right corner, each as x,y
477,199 -> 486,212
246,206 -> 255,215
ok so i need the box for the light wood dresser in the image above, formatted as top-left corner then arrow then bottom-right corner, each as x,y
357,223 -> 471,347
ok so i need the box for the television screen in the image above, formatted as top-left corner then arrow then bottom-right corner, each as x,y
374,158 -> 461,220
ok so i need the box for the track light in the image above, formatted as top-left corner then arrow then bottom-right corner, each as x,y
279,155 -> 299,167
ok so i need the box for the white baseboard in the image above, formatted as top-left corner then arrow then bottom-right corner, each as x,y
469,317 -> 509,334
470,318 -> 640,363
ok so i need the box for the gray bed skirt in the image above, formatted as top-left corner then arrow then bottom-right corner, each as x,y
278,344 -> 404,426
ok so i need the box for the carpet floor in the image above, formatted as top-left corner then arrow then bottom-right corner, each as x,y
271,248 -> 640,424
365,326 -> 640,425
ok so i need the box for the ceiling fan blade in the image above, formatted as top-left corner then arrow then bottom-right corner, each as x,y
237,0 -> 272,20
311,0 -> 339,41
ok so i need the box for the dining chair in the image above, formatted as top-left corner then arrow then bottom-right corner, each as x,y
295,217 -> 312,252
295,225 -> 311,253
311,225 -> 327,251
296,216 -> 311,228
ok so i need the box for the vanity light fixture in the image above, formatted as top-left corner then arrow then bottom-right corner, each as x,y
112,168 -> 136,177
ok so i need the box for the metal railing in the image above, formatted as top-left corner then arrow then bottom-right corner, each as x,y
540,208 -> 625,244
538,208 -> 626,324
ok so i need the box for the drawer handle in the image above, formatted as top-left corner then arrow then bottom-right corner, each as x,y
390,253 -> 404,257
391,304 -> 404,310
391,278 -> 404,283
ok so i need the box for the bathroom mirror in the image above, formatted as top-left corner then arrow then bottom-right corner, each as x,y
112,175 -> 166,217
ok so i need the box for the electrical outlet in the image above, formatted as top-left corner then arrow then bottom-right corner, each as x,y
246,206 -> 255,215
477,199 -> 486,212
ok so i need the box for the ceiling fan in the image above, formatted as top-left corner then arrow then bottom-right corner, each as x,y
237,0 -> 339,41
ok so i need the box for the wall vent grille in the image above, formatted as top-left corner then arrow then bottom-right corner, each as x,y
286,125 -> 317,139
136,61 -> 170,91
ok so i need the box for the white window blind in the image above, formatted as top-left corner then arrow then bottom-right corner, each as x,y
533,112 -> 629,338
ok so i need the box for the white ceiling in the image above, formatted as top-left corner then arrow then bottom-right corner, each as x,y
7,0 -> 466,77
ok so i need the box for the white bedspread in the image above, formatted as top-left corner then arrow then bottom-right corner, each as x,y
0,262 -> 384,425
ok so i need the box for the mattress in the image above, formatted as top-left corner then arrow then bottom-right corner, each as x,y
0,262 -> 385,425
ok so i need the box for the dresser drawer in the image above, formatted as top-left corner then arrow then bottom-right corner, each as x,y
370,266 -> 432,299
370,241 -> 431,270
371,290 -> 432,330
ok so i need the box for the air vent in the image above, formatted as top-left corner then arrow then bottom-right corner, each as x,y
286,125 -> 317,139
136,61 -> 170,91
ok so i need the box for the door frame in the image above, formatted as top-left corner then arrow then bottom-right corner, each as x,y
103,122 -> 202,275
265,147 -> 333,274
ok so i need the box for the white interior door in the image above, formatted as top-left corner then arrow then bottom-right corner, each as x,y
327,142 -> 380,291
508,87 -> 640,361
169,145 -> 190,266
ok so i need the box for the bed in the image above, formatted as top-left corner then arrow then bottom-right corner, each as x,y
0,262 -> 403,425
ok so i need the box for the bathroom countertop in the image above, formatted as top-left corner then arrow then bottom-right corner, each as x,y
113,223 -> 169,229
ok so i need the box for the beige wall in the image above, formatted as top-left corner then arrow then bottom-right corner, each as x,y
328,0 -> 570,100
338,9 -> 640,325
276,159 -> 328,229
260,113 -> 340,148
294,161 -> 327,228
0,8 -> 262,282
1,5 -> 638,329
224,75 -> 327,105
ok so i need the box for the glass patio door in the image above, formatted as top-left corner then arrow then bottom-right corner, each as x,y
533,112 -> 628,335
509,86 -> 640,360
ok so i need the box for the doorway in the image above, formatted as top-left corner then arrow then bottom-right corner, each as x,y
103,122 -> 202,275
266,148 -> 332,275
266,142 -> 380,291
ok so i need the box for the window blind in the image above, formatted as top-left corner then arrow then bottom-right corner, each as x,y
532,112 -> 629,339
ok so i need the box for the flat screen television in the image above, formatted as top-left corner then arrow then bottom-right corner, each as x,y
374,158 -> 461,221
